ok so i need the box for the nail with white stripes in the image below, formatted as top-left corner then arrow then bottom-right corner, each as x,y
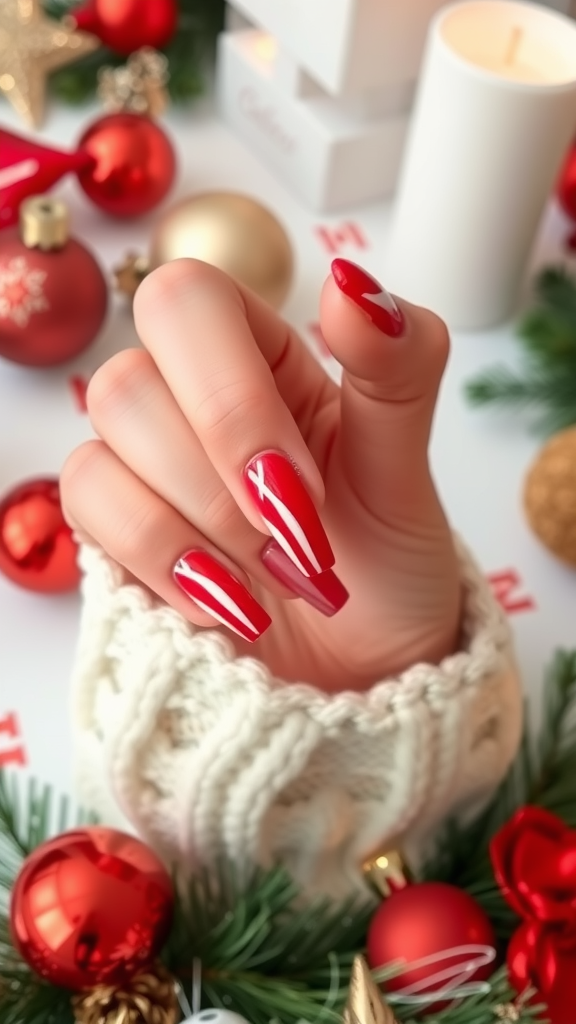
173,549 -> 271,643
244,451 -> 334,578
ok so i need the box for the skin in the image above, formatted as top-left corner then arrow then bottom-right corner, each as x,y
61,258 -> 462,693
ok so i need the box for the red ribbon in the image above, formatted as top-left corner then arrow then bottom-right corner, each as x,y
490,806 -> 576,1024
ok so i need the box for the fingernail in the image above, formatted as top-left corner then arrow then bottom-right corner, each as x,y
261,540 -> 349,617
173,549 -> 271,643
331,258 -> 404,337
244,450 -> 334,578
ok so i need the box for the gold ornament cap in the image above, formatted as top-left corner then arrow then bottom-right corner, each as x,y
343,955 -> 399,1024
362,848 -> 412,899
20,195 -> 69,251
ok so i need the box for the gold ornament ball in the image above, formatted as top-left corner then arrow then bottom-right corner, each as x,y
523,426 -> 576,568
149,191 -> 294,309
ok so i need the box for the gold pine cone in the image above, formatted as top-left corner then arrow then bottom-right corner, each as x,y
523,426 -> 576,568
72,962 -> 180,1024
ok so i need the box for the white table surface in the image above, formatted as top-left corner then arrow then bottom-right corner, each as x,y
1,93 -> 575,800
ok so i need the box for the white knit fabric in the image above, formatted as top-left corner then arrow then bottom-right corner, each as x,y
72,540 -> 523,899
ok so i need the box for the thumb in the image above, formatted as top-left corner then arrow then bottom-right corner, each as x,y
320,258 -> 450,522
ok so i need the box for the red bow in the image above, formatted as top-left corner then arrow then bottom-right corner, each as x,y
490,806 -> 576,1024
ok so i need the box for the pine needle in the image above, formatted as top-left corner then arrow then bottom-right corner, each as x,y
465,267 -> 576,434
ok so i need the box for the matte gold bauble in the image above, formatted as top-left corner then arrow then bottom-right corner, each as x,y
149,191 -> 294,309
524,426 -> 576,568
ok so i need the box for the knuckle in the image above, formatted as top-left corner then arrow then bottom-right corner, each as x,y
60,440 -> 107,516
194,378 -> 268,447
134,258 -> 240,326
110,497 -> 161,567
86,348 -> 154,424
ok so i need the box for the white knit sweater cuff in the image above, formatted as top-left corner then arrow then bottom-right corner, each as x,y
71,538 -> 522,899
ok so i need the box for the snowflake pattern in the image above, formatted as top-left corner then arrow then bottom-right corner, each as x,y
0,257 -> 49,328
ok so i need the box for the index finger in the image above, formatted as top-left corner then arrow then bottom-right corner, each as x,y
133,258 -> 336,577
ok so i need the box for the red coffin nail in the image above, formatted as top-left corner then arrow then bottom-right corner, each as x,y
331,258 -> 404,337
174,549 -> 271,643
244,451 -> 334,578
261,540 -> 349,617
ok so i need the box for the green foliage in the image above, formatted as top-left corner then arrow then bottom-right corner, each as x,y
3,649 -> 575,1023
423,649 -> 576,939
465,267 -> 576,434
42,0 -> 226,104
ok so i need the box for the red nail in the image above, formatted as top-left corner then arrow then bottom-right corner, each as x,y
261,540 -> 349,617
173,549 -> 271,643
244,451 -> 334,577
331,258 -> 404,337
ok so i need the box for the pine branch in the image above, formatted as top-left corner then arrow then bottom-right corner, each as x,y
43,0 -> 225,103
162,861 -> 373,1024
465,266 -> 576,434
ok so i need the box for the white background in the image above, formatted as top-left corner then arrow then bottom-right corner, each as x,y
0,91 -> 575,800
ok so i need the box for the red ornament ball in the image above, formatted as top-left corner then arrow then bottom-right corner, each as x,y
74,0 -> 178,55
366,882 -> 496,1011
77,113 -> 176,218
10,826 -> 174,990
0,232 -> 107,367
557,139 -> 576,222
0,478 -> 80,592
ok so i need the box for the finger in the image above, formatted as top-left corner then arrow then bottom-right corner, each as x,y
86,345 -> 337,609
320,258 -> 450,522
133,259 -> 336,577
60,440 -> 271,643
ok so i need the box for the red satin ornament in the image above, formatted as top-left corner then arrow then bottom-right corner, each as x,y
0,478 -> 80,592
557,139 -> 576,222
0,129 -> 93,229
10,826 -> 174,990
74,0 -> 178,55
0,230 -> 107,366
366,882 -> 496,1012
77,113 -> 176,218
491,805 -> 576,1024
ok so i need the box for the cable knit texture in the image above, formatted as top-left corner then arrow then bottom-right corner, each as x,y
72,540 -> 523,899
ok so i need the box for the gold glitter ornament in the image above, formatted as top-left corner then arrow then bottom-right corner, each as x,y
0,0 -> 99,127
72,962 -> 180,1024
494,1005 -> 520,1022
97,47 -> 169,118
523,426 -> 576,568
114,252 -> 151,299
343,955 -> 399,1024
149,192 -> 294,310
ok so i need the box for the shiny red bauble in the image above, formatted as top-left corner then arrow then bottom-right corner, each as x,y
77,113 -> 176,218
366,882 -> 496,1011
0,233 -> 107,366
558,139 -> 576,222
0,478 -> 80,592
74,0 -> 178,55
10,826 -> 174,990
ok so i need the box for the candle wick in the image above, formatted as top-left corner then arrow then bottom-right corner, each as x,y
504,26 -> 523,67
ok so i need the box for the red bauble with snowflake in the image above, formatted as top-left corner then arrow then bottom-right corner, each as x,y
0,196 -> 107,366
73,0 -> 178,55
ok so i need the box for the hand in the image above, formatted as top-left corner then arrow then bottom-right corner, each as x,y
61,258 -> 462,693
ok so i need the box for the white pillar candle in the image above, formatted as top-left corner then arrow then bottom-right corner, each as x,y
386,1 -> 576,330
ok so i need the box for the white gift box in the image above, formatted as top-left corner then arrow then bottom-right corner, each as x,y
224,0 -> 448,96
217,30 -> 410,211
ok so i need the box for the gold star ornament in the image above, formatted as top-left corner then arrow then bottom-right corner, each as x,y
0,0 -> 99,127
